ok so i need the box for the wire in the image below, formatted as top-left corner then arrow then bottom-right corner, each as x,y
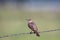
0,28 -> 60,38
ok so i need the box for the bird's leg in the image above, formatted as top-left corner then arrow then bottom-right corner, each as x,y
34,31 -> 35,34
30,31 -> 33,34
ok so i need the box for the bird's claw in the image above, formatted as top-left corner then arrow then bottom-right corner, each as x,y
30,32 -> 33,34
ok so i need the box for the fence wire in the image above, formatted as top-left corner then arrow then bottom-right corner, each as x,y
0,28 -> 60,38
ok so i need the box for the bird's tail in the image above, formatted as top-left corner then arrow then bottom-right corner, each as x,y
34,30 -> 40,37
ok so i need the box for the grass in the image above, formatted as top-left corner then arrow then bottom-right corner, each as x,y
0,7 -> 60,40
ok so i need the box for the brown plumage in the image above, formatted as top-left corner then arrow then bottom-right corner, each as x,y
26,19 -> 40,37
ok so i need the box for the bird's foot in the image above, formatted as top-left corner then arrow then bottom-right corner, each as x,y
30,32 -> 33,34
34,32 -> 35,34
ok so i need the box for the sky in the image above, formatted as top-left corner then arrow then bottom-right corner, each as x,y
0,0 -> 60,12
21,0 -> 60,12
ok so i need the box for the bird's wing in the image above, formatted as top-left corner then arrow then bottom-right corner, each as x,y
28,24 -> 34,31
28,23 -> 38,31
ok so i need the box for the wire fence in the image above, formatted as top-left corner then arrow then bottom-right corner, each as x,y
0,28 -> 60,38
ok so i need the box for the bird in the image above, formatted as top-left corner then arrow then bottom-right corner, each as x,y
26,19 -> 40,37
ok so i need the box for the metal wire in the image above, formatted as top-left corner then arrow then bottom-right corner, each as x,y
0,28 -> 60,38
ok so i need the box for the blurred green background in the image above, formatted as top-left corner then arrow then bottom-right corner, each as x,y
0,0 -> 60,40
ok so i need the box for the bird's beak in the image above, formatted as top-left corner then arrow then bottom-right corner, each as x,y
25,19 -> 28,21
25,18 -> 31,21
